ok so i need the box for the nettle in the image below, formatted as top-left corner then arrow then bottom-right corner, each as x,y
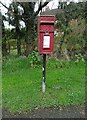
28,51 -> 41,67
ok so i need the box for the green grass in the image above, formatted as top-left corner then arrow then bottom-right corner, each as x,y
2,57 -> 85,113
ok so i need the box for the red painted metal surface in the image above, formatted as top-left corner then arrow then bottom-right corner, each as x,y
38,15 -> 56,54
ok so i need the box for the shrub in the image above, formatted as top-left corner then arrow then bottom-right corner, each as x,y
28,51 -> 41,67
75,53 -> 85,63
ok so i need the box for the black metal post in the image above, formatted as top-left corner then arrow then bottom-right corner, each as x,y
42,54 -> 46,93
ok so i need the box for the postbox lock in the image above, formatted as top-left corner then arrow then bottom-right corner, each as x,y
45,31 -> 49,34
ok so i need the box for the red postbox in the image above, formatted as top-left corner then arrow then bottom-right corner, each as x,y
38,15 -> 56,54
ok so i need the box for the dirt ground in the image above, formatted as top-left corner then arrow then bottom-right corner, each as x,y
2,104 -> 86,119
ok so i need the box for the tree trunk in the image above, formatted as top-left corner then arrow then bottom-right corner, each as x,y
16,25 -> 21,56
25,19 -> 34,57
17,35 -> 21,56
2,39 -> 7,56
7,39 -> 10,54
63,48 -> 70,61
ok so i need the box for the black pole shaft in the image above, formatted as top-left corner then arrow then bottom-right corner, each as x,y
42,54 -> 46,93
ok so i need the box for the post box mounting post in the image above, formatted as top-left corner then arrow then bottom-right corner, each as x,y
42,54 -> 46,93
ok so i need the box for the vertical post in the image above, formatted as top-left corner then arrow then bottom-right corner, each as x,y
38,0 -> 40,16
42,54 -> 46,93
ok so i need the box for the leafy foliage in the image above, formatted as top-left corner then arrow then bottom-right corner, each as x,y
55,1 -> 86,60
65,18 -> 85,49
28,51 -> 41,67
75,53 -> 85,63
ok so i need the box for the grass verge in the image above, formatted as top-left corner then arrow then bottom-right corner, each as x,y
2,57 -> 85,113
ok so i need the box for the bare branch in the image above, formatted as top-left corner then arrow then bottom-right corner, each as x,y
17,2 -> 26,8
0,1 -> 25,21
0,1 -> 9,10
0,0 -> 51,21
31,0 -> 51,19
